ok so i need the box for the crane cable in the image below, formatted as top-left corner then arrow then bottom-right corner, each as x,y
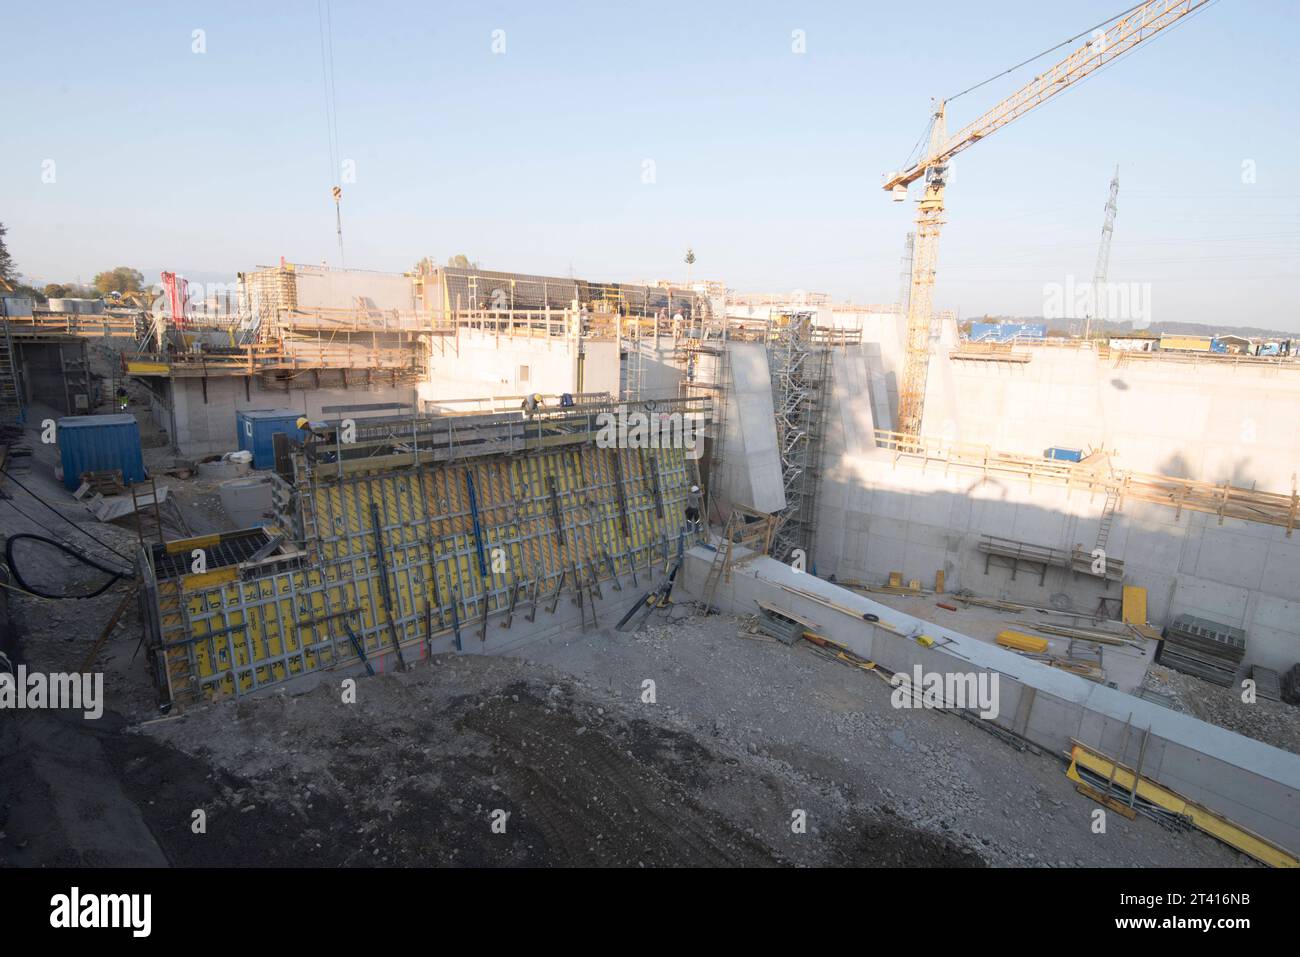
946,1 -> 1150,104
318,0 -> 346,266
901,0 -> 1217,171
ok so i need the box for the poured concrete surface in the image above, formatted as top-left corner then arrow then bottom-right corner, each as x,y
863,592 -> 1158,694
717,342 -> 785,515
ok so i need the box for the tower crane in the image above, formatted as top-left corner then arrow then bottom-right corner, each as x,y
1087,166 -> 1121,341
883,0 -> 1213,436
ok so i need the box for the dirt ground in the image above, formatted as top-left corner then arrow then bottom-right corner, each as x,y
510,611 -> 1254,868
117,656 -> 983,867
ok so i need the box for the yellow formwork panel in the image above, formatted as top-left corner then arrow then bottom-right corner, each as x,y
1121,585 -> 1148,625
996,629 -> 1050,653
157,442 -> 691,705
1068,742 -> 1298,868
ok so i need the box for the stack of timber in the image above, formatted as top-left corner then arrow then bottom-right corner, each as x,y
1251,665 -> 1281,702
1158,614 -> 1246,687
1010,619 -> 1142,648
1283,664 -> 1300,706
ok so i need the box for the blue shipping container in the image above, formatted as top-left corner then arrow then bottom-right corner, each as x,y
237,409 -> 307,469
1044,446 -> 1084,463
58,414 -> 146,490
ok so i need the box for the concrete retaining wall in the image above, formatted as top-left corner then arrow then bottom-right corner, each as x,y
812,450 -> 1300,672
923,347 -> 1300,495
717,342 -> 784,515
421,331 -> 618,405
682,551 -> 1300,857
164,376 -> 418,457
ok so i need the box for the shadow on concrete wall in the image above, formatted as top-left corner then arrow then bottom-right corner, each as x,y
815,459 -> 1300,670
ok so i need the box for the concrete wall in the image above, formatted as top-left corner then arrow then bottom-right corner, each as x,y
683,551 -> 1300,857
165,375 -> 418,457
816,345 -> 876,575
922,347 -> 1300,495
17,340 -> 92,414
812,449 -> 1300,672
716,342 -> 784,515
293,267 -> 417,313
419,331 -> 617,405
626,335 -> 685,400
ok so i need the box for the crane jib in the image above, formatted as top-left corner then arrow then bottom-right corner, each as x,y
882,0 -> 1210,194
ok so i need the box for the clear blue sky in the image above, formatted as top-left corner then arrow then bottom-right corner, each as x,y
2,0 -> 1297,328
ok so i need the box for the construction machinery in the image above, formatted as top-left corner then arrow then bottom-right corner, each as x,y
884,0 -> 1213,436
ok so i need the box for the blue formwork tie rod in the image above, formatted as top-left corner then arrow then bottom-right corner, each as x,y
465,468 -> 488,578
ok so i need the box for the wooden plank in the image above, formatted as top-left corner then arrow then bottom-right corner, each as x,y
1121,584 -> 1148,625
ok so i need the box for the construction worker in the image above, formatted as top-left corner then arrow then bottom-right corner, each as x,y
521,392 -> 544,415
115,387 -> 129,412
685,484 -> 702,535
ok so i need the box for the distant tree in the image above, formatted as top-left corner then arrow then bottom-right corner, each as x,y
446,254 -> 479,269
92,266 -> 145,295
43,282 -> 96,299
10,282 -> 45,304
0,222 -> 15,284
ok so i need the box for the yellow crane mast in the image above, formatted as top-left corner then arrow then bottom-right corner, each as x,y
883,0 -> 1213,436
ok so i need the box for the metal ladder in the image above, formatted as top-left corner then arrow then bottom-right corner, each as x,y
132,477 -> 166,547
0,318 -> 24,425
60,343 -> 93,413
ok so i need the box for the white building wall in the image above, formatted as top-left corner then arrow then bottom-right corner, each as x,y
921,347 -> 1300,494
420,331 -> 599,405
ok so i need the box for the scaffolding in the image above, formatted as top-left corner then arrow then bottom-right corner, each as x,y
674,317 -> 731,525
621,315 -> 656,401
766,310 -> 831,563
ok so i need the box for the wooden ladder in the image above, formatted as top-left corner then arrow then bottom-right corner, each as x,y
699,511 -> 739,614
0,319 -> 24,425
1095,486 -> 1118,553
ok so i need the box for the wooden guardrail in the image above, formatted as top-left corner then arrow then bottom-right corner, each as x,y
874,429 -> 1298,536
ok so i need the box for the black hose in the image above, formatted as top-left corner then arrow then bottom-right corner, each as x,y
5,533 -> 132,600
0,466 -> 132,562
